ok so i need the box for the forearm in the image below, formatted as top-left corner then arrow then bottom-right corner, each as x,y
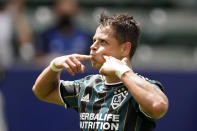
32,66 -> 61,100
32,54 -> 91,105
121,70 -> 168,119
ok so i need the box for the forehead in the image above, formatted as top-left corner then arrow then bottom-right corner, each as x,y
93,25 -> 115,39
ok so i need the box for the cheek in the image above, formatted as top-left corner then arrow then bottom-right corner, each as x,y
92,52 -> 106,66
97,46 -> 113,56
97,46 -> 105,53
96,47 -> 106,58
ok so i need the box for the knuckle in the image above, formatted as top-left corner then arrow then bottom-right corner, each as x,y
76,63 -> 81,67
64,65 -> 69,69
72,64 -> 76,68
65,58 -> 69,62
64,65 -> 69,70
70,56 -> 75,60
68,56 -> 72,59
72,64 -> 76,67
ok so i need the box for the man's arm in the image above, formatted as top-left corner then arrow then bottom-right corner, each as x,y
100,56 -> 168,119
32,54 -> 92,105
121,71 -> 168,119
32,66 -> 63,105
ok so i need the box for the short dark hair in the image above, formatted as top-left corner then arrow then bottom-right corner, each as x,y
99,13 -> 140,58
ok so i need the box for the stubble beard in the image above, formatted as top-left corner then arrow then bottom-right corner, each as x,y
90,59 -> 102,69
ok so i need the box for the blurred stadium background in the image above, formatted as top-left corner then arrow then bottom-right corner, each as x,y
0,0 -> 196,131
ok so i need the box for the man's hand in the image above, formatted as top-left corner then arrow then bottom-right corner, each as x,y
99,56 -> 131,77
52,54 -> 92,76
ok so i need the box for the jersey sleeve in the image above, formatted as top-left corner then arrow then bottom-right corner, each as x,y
137,73 -> 164,91
59,78 -> 84,110
149,80 -> 164,92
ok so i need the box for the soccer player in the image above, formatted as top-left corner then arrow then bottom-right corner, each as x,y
33,13 -> 168,131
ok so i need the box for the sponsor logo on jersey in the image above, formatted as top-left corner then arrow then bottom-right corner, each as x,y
80,113 -> 119,130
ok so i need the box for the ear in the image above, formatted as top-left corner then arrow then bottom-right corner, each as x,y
121,42 -> 131,57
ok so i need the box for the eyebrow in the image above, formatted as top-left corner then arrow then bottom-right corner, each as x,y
93,37 -> 110,44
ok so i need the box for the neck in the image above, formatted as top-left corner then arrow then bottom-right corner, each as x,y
104,75 -> 121,84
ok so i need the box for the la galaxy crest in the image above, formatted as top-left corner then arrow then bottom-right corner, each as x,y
111,88 -> 128,110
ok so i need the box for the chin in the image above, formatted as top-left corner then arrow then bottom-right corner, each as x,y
91,60 -> 102,69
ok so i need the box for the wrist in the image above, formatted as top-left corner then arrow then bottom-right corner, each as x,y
115,65 -> 131,79
50,60 -> 62,72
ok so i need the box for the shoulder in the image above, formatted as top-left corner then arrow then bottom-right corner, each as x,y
136,73 -> 164,91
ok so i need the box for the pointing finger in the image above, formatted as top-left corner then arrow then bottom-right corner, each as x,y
75,54 -> 92,61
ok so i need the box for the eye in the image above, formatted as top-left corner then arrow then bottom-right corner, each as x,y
101,40 -> 105,43
93,39 -> 96,43
100,39 -> 107,45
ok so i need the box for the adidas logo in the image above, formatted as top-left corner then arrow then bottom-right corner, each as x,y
81,94 -> 90,102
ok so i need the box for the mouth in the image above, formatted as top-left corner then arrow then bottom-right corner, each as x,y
90,53 -> 96,57
90,53 -> 97,62
90,54 -> 95,57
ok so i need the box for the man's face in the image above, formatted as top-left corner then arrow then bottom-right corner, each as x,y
90,25 -> 123,69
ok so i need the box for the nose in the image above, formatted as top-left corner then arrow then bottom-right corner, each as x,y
90,41 -> 98,51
